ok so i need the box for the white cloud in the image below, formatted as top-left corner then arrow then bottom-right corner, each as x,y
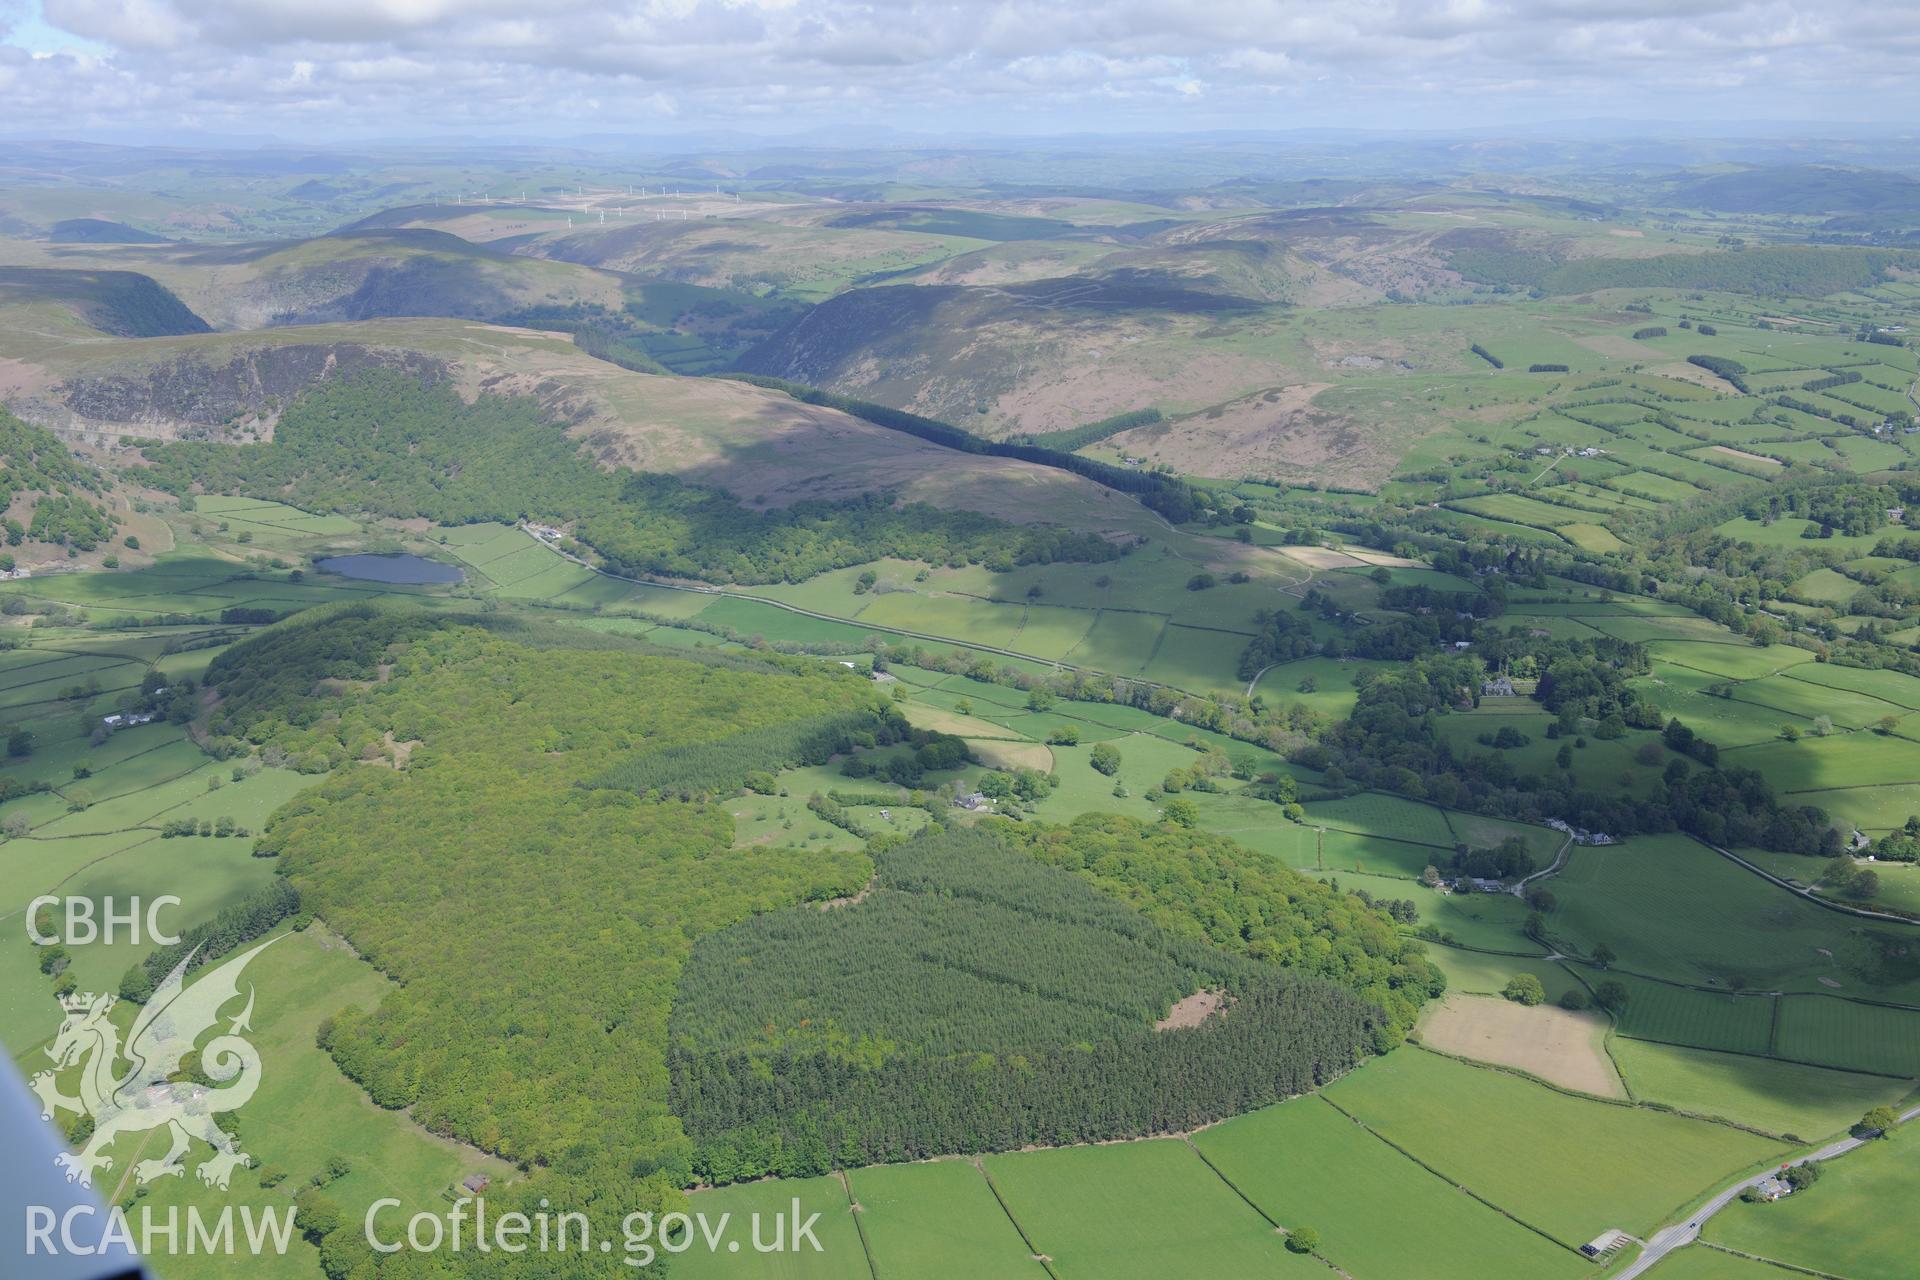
1,0 -> 1915,137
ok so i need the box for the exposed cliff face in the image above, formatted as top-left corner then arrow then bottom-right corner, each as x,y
47,343 -> 448,439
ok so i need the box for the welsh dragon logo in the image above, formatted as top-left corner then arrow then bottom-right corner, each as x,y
30,940 -> 273,1191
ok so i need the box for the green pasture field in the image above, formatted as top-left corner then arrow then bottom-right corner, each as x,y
1559,523 -> 1626,554
1497,612 -> 1604,642
1446,811 -> 1566,863
1252,656 -> 1393,718
1449,492 -> 1585,530
1546,836 -> 1920,1002
40,831 -> 277,995
1136,624 -> 1251,697
115,927 -> 513,1280
751,559 -> 925,608
1766,438 -> 1857,469
1197,798 -> 1322,870
992,709 -> 1131,744
1164,582 -> 1287,636
1779,662 -> 1920,710
193,495 -> 360,537
677,1175 -> 870,1280
1352,566 -> 1478,593
1609,1039 -> 1910,1140
1633,669 -> 1811,747
724,789 -> 860,851
1327,871 -> 1536,952
1786,567 -> 1862,605
1209,805 -> 1439,879
1684,446 -> 1782,476
1713,517 -> 1886,555
1540,479 -> 1654,511
1829,433 -> 1916,470
1,726 -> 320,1050
694,596 -> 886,647
1643,640 -> 1813,681
458,542 -> 571,589
0,831 -> 250,1051
1321,1048 -> 1783,1247
1705,1116 -> 1920,1280
1725,672 -> 1908,729
1193,1097 -> 1589,1280
551,571 -> 650,607
35,754 -> 233,839
1061,610 -> 1166,677
1601,974 -> 1776,1058
1771,996 -> 1920,1078
491,560 -> 598,600
1009,603 -> 1100,660
1303,792 -> 1455,848
854,592 -> 1031,650
1605,471 -> 1704,504
1036,735 -> 1208,826
1854,863 -> 1920,915
1422,947 -> 1578,1003
1648,1246 -> 1821,1280
846,1160 -> 1042,1280
1136,720 -> 1293,776
982,1140 -> 1319,1280
1430,708 -> 1677,801
1735,731 -> 1920,793
1429,508 -> 1570,546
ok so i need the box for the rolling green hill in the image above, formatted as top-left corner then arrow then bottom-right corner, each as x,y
0,266 -> 208,337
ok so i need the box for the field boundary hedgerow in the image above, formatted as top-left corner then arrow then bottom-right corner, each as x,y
973,1159 -> 1062,1280
1314,1087 -> 1587,1257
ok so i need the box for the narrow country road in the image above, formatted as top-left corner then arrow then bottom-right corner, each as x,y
1510,833 -> 1574,897
1613,1105 -> 1920,1279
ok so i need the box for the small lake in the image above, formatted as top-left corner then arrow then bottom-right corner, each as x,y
314,553 -> 464,585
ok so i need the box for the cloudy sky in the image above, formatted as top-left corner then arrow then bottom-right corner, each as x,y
0,0 -> 1915,142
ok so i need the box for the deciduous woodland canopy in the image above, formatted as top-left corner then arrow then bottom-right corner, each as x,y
139,373 -> 1119,584
211,606 -> 884,1275
190,604 -> 1436,1275
0,408 -> 112,549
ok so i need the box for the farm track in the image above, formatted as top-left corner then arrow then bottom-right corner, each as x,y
1511,833 -> 1575,897
1702,839 -> 1920,928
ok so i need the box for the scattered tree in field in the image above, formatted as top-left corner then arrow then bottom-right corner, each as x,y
1594,980 -> 1629,1013
1558,988 -> 1588,1012
1285,1227 -> 1319,1254
1089,742 -> 1122,775
1503,974 -> 1546,1006
1162,796 -> 1199,827
1855,1106 -> 1897,1138
1593,943 -> 1616,968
